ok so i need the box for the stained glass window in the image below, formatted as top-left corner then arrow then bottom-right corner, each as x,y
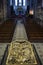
15,0 -> 17,6
19,0 -> 22,6
10,0 -> 12,6
23,0 -> 26,6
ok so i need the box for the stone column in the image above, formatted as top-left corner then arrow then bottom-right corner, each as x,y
3,0 -> 7,21
30,0 -> 32,9
0,0 -> 4,24
7,0 -> 11,18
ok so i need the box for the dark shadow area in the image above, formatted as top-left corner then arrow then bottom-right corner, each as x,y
0,19 -> 16,43
24,17 -> 43,43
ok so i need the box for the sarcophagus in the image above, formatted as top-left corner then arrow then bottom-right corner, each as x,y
6,41 -> 38,65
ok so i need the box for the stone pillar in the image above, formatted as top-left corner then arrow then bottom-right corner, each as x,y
0,0 -> 4,24
34,0 -> 37,17
3,0 -> 7,21
30,0 -> 32,9
7,0 -> 11,18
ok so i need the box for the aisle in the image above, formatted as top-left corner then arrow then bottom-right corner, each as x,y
12,19 -> 28,42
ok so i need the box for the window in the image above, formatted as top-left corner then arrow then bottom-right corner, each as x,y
23,0 -> 26,6
15,0 -> 17,6
10,0 -> 12,6
19,0 -> 22,6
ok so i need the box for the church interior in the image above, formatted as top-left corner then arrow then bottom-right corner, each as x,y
0,0 -> 43,65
